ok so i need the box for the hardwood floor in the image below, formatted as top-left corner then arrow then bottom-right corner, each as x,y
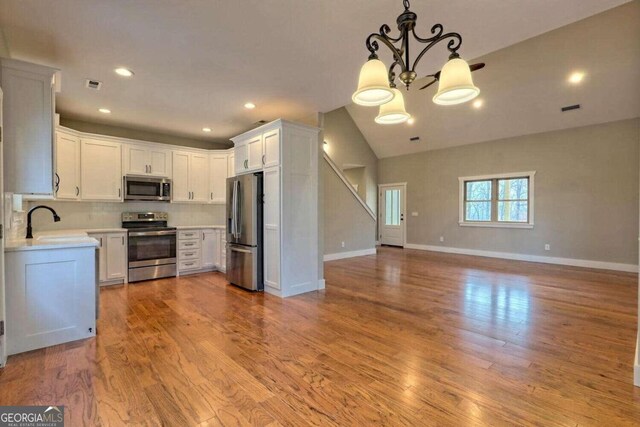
1,246 -> 639,426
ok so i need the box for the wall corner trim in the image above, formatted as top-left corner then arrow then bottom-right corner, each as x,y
324,248 -> 376,261
404,243 -> 639,273
635,333 -> 640,387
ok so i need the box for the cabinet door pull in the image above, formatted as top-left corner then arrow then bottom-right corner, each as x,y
262,154 -> 265,165
118,188 -> 121,198
76,186 -> 80,196
99,237 -> 103,247
211,192 -> 213,200
149,165 -> 152,174
122,236 -> 125,245
54,173 -> 60,193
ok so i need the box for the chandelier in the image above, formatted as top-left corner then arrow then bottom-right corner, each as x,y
352,0 -> 484,124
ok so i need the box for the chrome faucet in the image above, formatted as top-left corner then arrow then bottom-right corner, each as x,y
26,205 -> 61,239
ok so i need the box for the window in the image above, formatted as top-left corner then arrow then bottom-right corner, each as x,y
459,172 -> 535,228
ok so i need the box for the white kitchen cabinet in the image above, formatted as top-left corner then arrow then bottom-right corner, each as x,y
232,128 -> 280,176
231,120 -> 319,298
190,153 -> 209,202
234,143 -> 248,174
263,128 -> 280,168
90,232 -> 127,284
81,138 -> 122,201
209,153 -> 227,203
5,245 -> 96,355
105,233 -> 127,280
177,228 -> 225,275
1,58 -> 58,196
202,229 -> 216,269
263,166 -> 280,290
123,144 -> 171,178
227,152 -> 235,177
55,130 -> 81,200
172,151 -> 209,203
247,134 -> 263,171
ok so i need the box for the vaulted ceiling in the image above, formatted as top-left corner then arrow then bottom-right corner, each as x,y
347,0 -> 640,158
0,0 -> 634,146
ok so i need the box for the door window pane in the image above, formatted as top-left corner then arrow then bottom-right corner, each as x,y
465,201 -> 491,221
385,189 -> 400,226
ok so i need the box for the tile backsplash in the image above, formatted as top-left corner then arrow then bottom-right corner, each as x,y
23,200 -> 225,232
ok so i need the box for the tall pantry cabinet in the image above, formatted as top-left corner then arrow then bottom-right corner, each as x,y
231,120 -> 320,298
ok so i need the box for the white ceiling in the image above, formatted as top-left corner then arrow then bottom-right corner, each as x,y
0,0 -> 633,145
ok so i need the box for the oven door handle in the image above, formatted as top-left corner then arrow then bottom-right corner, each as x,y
128,230 -> 177,237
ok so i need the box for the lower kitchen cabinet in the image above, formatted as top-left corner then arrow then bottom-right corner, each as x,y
89,232 -> 127,285
5,245 -> 96,355
177,228 -> 226,275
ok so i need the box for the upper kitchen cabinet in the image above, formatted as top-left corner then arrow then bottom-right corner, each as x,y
209,153 -> 228,203
172,150 -> 209,203
231,127 -> 280,175
123,143 -> 171,178
227,151 -> 235,177
54,129 -> 81,200
81,138 -> 122,201
1,58 -> 60,196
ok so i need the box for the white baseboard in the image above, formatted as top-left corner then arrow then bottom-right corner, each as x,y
404,243 -> 638,273
324,248 -> 377,261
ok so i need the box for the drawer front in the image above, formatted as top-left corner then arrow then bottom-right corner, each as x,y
179,230 -> 202,240
179,239 -> 201,250
179,258 -> 201,271
179,248 -> 200,260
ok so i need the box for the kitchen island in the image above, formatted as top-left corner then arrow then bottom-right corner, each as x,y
4,232 -> 99,355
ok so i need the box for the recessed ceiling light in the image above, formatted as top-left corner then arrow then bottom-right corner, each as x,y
473,99 -> 483,109
202,127 -> 212,132
244,102 -> 256,109
568,72 -> 585,84
407,117 -> 415,125
115,68 -> 134,77
98,108 -> 111,114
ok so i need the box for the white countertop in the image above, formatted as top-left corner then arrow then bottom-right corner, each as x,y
175,225 -> 225,230
85,228 -> 128,234
6,230 -> 99,252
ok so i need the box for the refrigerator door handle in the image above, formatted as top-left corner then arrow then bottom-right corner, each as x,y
235,180 -> 242,239
229,245 -> 252,254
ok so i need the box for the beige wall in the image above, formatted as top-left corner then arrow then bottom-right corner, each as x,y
60,117 -> 232,150
323,107 -> 378,214
323,161 -> 376,255
378,118 -> 640,265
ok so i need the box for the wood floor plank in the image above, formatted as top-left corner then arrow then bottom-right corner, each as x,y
1,246 -> 639,426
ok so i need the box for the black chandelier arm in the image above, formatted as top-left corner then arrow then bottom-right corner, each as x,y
409,31 -> 462,73
411,23 -> 445,43
388,60 -> 402,86
365,32 -> 406,70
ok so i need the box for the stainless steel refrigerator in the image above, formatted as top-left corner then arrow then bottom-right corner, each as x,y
226,172 -> 264,291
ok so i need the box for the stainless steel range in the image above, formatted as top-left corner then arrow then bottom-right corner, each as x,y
122,212 -> 177,282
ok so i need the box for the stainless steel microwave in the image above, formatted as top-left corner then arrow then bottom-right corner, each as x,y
123,176 -> 171,201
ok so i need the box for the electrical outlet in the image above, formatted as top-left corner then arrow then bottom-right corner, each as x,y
341,241 -> 345,248
544,244 -> 550,251
411,212 -> 419,217
439,236 -> 444,242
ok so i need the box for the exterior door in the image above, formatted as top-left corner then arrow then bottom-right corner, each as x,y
379,184 -> 406,247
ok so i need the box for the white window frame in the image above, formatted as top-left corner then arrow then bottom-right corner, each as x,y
458,171 -> 536,229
